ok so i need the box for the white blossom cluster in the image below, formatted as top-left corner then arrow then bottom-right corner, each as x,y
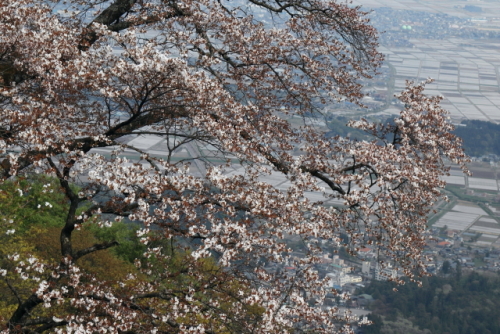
0,1 -> 469,333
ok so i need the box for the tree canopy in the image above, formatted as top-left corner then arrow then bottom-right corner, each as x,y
0,0 -> 468,333
359,272 -> 500,334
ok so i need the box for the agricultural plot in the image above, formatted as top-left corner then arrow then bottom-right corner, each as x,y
224,166 -> 345,205
434,211 -> 479,232
355,0 -> 500,19
433,203 -> 500,247
468,177 -> 498,191
476,237 -> 498,247
126,134 -> 164,150
380,39 -> 500,124
352,0 -> 486,16
469,217 -> 500,236
433,203 -> 487,232
443,175 -> 465,186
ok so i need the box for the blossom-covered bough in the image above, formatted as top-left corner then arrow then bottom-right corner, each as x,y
0,0 -> 468,333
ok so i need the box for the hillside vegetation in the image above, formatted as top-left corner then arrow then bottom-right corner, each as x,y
359,271 -> 500,334
453,120 -> 500,157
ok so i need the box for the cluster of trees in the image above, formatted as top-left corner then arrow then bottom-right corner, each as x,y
359,271 -> 500,334
0,176 -> 263,332
0,176 -> 140,319
0,0 -> 468,332
453,120 -> 500,158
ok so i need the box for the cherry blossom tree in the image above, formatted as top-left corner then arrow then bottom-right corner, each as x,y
0,0 -> 468,333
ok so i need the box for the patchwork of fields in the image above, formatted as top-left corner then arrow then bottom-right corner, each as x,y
382,39 -> 500,123
433,202 -> 500,247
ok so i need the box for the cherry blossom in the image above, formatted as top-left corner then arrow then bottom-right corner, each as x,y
0,1 -> 468,333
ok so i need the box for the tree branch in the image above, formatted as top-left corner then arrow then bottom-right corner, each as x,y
4,277 -> 22,306
74,241 -> 120,261
79,0 -> 138,50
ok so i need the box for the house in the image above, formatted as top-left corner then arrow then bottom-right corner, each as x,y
361,261 -> 370,275
358,248 -> 374,259
437,241 -> 452,248
374,264 -> 398,281
326,272 -> 363,287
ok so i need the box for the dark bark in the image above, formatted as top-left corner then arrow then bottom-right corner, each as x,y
74,241 -> 120,261
79,0 -> 138,50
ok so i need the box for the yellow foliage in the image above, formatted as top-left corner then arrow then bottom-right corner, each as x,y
0,179 -> 262,332
24,226 -> 137,282
0,232 -> 39,321
0,223 -> 141,322
132,249 -> 265,333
